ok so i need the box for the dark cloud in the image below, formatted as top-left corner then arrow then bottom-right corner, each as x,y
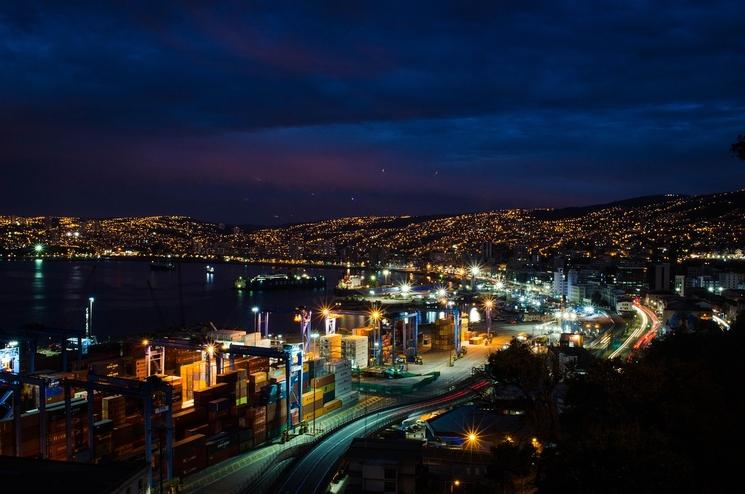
1,1 -> 744,223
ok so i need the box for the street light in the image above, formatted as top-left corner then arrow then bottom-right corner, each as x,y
311,332 -> 320,358
368,305 -> 384,365
469,264 -> 481,291
483,298 -> 494,339
87,297 -> 95,339
251,306 -> 259,332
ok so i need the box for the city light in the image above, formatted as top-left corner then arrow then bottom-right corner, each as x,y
400,283 -> 411,295
469,264 -> 481,277
369,305 -> 383,323
34,244 -> 43,253
469,306 -> 481,323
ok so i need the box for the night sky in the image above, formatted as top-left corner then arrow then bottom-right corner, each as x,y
1,2 -> 744,225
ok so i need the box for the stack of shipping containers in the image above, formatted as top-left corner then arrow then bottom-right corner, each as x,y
319,334 -> 342,360
341,335 -> 368,369
432,319 -> 455,351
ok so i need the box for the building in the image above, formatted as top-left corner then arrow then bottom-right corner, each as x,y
674,275 -> 686,296
652,263 -> 671,291
552,268 -> 577,299
615,262 -> 648,289
718,272 -> 745,290
0,456 -> 150,493
646,294 -> 713,332
345,438 -> 423,494
567,284 -> 588,304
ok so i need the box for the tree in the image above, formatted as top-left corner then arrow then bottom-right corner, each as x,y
538,329 -> 745,493
486,339 -> 561,441
732,133 -> 745,161
488,441 -> 534,493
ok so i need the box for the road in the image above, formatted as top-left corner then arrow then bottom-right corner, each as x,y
180,395 -> 394,493
273,379 -> 491,494
181,343 -> 490,493
608,303 -> 659,359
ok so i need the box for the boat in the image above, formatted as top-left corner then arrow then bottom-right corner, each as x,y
150,260 -> 175,271
234,276 -> 247,290
234,273 -> 325,290
205,265 -> 215,274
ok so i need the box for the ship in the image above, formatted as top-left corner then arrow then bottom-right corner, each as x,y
334,274 -> 367,295
150,260 -> 176,271
234,273 -> 325,290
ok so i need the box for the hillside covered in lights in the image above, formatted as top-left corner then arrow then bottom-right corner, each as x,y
2,189 -> 745,264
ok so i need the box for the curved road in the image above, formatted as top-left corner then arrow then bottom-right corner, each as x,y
274,379 -> 491,494
608,303 -> 659,359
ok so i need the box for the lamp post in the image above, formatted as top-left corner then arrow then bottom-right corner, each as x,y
400,283 -> 411,299
470,265 -> 480,292
369,308 -> 382,366
87,297 -> 95,340
322,307 -> 335,335
483,299 -> 493,340
251,306 -> 259,332
311,332 -> 320,359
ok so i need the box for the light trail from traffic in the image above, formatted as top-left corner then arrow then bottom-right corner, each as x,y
633,304 -> 661,350
713,315 -> 731,331
273,379 -> 491,494
609,303 -> 650,359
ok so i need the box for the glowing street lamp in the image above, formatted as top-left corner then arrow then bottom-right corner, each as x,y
400,283 -> 411,296
369,306 -> 384,366
87,297 -> 95,339
311,331 -> 320,357
469,264 -> 481,291
483,298 -> 494,338
320,306 -> 335,334
252,306 -> 259,332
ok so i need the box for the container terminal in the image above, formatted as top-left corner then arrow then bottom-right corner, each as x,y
0,294 -> 505,492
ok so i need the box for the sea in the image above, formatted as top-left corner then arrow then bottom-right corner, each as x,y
0,259 -> 408,340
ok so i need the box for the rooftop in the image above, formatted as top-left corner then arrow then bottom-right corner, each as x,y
0,455 -> 148,493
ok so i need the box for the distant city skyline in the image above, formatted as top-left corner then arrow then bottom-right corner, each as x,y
2,2 -> 744,224
0,188 -> 736,227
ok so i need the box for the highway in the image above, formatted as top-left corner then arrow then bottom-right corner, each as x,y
608,303 -> 659,359
272,379 -> 491,494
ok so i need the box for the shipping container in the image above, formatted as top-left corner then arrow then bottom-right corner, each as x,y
173,434 -> 207,478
